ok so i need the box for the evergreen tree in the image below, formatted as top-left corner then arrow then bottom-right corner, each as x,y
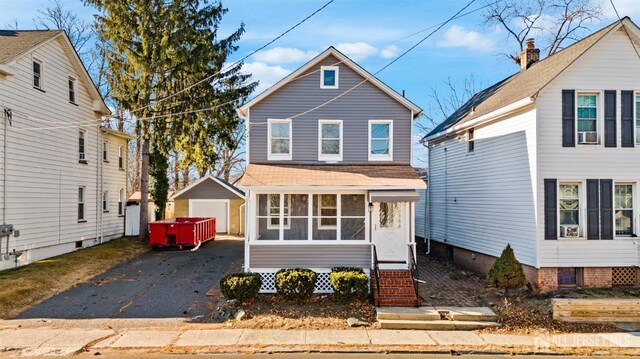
487,244 -> 527,294
85,0 -> 256,239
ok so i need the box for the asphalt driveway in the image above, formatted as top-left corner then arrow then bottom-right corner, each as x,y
18,236 -> 243,320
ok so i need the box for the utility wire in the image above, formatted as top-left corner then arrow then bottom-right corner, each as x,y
127,0 -> 335,115
608,0 -> 640,62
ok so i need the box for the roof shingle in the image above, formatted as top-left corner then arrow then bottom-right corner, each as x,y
0,30 -> 63,64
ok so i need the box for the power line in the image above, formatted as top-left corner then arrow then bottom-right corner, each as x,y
127,0 -> 335,115
290,0 -> 478,119
608,0 -> 640,62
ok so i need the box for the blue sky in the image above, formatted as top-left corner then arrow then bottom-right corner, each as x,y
2,0 -> 639,166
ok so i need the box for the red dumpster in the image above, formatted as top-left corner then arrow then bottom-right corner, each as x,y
148,217 -> 216,249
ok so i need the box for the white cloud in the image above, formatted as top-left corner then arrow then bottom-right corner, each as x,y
436,25 -> 496,52
252,47 -> 319,65
600,0 -> 640,20
335,42 -> 379,60
241,62 -> 291,94
380,45 -> 400,59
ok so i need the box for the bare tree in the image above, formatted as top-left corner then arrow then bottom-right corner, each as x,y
34,0 -> 93,55
484,0 -> 602,65
212,123 -> 246,182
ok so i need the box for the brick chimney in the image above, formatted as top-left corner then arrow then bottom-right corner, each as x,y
520,38 -> 540,70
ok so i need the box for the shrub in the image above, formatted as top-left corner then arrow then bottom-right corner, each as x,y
487,244 -> 527,293
219,272 -> 262,303
330,267 -> 368,302
275,268 -> 317,302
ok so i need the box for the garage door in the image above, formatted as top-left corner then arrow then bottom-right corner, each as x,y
189,200 -> 228,233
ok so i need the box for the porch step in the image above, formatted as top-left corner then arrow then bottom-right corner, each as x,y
378,319 -> 501,330
371,269 -> 419,308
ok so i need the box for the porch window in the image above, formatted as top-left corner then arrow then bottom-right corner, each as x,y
267,194 -> 290,229
379,202 -> 400,228
615,184 -> 633,236
318,194 -> 337,228
559,183 -> 580,237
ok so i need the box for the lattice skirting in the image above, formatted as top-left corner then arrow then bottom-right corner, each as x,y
613,267 -> 637,286
255,269 -> 371,294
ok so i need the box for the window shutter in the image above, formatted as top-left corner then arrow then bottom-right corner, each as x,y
544,179 -> 558,240
562,90 -> 575,147
600,179 -> 614,240
586,179 -> 600,240
604,90 -> 617,147
621,90 -> 635,147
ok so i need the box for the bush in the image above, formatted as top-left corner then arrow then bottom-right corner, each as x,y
219,272 -> 262,303
330,267 -> 369,302
487,244 -> 527,293
275,268 -> 317,302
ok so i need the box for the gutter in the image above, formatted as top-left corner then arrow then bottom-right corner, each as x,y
422,97 -> 536,143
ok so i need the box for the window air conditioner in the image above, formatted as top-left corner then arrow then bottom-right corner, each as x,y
561,225 -> 580,238
578,131 -> 598,144
79,152 -> 86,160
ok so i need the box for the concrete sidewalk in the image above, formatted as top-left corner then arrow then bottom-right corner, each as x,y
2,323 -> 640,357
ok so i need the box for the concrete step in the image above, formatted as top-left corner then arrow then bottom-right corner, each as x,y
434,307 -> 498,322
376,307 -> 441,321
378,319 -> 501,330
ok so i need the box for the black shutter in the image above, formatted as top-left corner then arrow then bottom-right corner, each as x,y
621,90 -> 635,147
586,179 -> 600,239
562,90 -> 576,147
544,179 -> 558,240
604,90 -> 617,147
600,179 -> 614,240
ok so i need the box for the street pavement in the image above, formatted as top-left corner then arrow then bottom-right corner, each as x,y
17,237 -> 243,320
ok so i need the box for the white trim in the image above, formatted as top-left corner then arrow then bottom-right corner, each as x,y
247,185 -> 425,191
368,120 -> 393,162
32,56 -> 44,90
557,181 -> 584,239
78,128 -> 87,161
103,139 -> 109,162
575,91 -> 603,146
236,47 -> 422,119
171,175 -> 245,199
188,199 -> 231,233
68,76 -> 77,104
317,120 -> 343,162
320,65 -> 339,89
267,118 -> 292,161
317,194 -> 338,230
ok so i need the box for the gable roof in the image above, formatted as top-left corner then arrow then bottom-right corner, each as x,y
424,17 -> 638,141
237,47 -> 422,119
0,29 -> 110,115
171,175 -> 245,200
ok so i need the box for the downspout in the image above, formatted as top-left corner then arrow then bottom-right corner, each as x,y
96,126 -> 100,245
444,147 -> 448,243
424,163 -> 429,254
2,108 -> 8,255
99,127 -> 107,244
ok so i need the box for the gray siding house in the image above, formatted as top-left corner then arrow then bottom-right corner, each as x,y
237,47 -> 425,304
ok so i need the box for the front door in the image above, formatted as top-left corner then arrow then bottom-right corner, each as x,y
372,202 -> 408,266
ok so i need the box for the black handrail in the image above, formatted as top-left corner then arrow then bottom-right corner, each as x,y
372,244 -> 381,307
408,243 -> 420,307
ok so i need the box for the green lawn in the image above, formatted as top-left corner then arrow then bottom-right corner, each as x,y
0,237 -> 148,319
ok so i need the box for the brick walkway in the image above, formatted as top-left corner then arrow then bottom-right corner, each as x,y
415,252 -> 493,307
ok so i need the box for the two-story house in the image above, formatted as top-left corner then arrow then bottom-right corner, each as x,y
237,47 -> 426,305
0,30 -> 131,270
423,17 -> 640,292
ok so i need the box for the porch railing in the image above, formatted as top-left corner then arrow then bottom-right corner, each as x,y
408,243 -> 420,307
372,244 -> 381,306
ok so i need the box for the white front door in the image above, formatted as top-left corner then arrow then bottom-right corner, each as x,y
189,200 -> 228,233
372,202 -> 408,266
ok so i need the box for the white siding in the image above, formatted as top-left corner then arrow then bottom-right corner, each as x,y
415,188 -> 428,239
536,28 -> 640,267
428,108 -> 538,266
0,37 -> 125,270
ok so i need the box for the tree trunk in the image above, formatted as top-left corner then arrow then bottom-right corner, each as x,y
172,152 -> 180,191
181,167 -> 190,188
117,109 -> 124,132
139,137 -> 150,242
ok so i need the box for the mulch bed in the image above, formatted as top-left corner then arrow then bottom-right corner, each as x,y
229,294 -> 377,330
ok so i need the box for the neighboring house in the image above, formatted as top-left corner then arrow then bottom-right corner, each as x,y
422,18 -> 640,292
0,30 -> 131,270
125,190 -> 174,236
237,47 -> 425,305
414,168 -> 429,240
171,176 -> 245,235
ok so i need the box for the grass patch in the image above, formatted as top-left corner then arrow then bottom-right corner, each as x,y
0,237 -> 148,319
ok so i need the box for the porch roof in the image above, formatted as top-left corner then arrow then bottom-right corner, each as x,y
239,164 -> 426,189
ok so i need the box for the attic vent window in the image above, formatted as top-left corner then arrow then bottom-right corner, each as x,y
320,66 -> 338,89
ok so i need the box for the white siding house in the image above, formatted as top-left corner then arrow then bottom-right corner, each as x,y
0,30 -> 131,270
423,18 -> 640,291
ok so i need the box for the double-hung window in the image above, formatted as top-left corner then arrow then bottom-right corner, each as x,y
103,191 -> 109,212
318,120 -> 342,161
615,184 -> 634,236
33,59 -> 43,90
103,141 -> 109,161
369,120 -> 393,161
636,93 -> 640,144
268,119 -> 292,160
79,130 -> 86,162
69,77 -> 76,104
320,66 -> 338,89
577,93 -> 599,144
118,188 -> 125,216
559,183 -> 581,237
118,145 -> 124,169
318,194 -> 337,228
268,194 -> 290,229
78,187 -> 86,221
467,128 -> 475,153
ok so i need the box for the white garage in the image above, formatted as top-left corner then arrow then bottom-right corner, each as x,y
188,200 -> 229,233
